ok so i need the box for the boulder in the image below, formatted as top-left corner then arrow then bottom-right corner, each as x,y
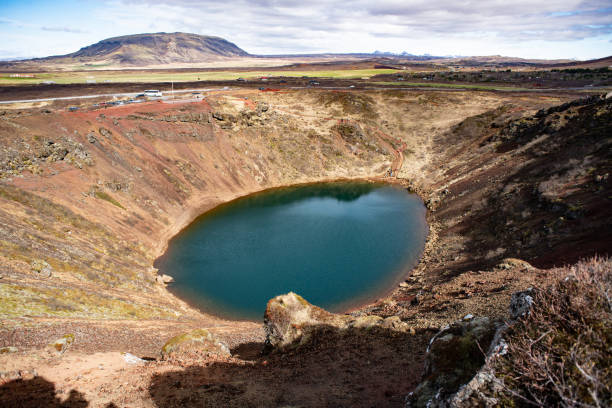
497,258 -> 534,270
161,329 -> 230,359
407,286 -> 540,407
380,315 -> 410,332
49,334 -> 75,354
122,352 -> 146,365
264,292 -> 352,350
509,288 -> 534,320
98,127 -> 113,139
350,315 -> 384,329
31,259 -> 53,278
156,274 -> 174,285
407,317 -> 502,407
263,292 -> 410,350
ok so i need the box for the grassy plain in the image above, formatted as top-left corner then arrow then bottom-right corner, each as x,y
372,81 -> 531,91
0,68 -> 400,85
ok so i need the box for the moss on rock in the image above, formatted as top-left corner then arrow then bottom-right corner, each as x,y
49,334 -> 75,354
161,329 -> 230,358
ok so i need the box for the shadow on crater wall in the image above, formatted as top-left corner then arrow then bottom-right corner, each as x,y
149,325 -> 434,408
0,377 -> 88,408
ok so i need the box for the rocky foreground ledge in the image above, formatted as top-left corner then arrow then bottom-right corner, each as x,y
0,257 -> 609,407
262,257 -> 611,408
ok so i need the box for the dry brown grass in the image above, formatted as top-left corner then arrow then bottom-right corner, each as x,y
489,257 -> 611,407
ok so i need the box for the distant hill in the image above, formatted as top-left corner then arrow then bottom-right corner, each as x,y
544,55 -> 612,69
22,32 -> 250,67
1,32 -> 608,71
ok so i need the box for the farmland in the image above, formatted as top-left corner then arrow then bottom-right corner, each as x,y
0,68 -> 400,85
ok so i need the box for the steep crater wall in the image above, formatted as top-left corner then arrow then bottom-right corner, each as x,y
1,89 -> 603,326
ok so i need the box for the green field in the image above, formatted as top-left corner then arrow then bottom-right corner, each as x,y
0,69 -> 400,85
372,81 -> 531,91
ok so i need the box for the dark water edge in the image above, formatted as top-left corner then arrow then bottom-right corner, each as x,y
155,181 -> 428,321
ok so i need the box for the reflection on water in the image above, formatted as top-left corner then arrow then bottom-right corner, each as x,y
212,182 -> 379,212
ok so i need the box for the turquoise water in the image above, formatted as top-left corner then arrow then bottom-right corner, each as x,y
155,182 -> 427,321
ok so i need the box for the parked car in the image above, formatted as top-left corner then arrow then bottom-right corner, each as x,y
144,90 -> 162,97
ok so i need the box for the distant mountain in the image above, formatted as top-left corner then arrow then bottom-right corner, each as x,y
544,55 -> 612,69
28,32 -> 250,67
1,32 -> 607,70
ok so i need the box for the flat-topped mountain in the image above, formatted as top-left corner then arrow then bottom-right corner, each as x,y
35,32 -> 250,67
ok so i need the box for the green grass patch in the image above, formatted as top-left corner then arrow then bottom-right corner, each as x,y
373,81 -> 530,91
95,191 -> 125,210
0,283 -> 176,319
0,69 -> 400,85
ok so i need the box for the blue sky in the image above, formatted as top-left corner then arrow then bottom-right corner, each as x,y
1,0 -> 611,60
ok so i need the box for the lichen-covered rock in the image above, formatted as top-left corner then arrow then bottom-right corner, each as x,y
155,274 -> 174,285
98,127 -> 113,139
350,315 -> 384,329
407,317 -> 502,407
380,315 -> 411,332
509,288 -> 534,319
264,292 -> 410,350
497,258 -> 534,270
31,259 -> 53,278
161,329 -> 230,359
264,292 -> 353,350
49,334 -> 74,354
407,285 -> 541,407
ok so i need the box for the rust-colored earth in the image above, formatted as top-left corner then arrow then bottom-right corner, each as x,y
0,86 -> 609,407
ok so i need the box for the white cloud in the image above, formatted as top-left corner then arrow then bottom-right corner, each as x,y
1,0 -> 611,60
41,26 -> 89,34
95,0 -> 612,57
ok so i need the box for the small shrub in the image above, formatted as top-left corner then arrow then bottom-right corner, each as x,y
489,257 -> 611,407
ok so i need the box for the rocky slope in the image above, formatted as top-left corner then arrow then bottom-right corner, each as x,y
0,89 -> 609,406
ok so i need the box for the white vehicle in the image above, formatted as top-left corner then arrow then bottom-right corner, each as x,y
144,89 -> 162,97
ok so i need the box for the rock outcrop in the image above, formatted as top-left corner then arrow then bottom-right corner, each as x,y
407,317 -> 503,407
161,329 -> 230,359
407,286 -> 542,407
264,292 -> 352,350
264,292 -> 412,350
508,288 -> 534,320
49,334 -> 75,354
155,274 -> 174,285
